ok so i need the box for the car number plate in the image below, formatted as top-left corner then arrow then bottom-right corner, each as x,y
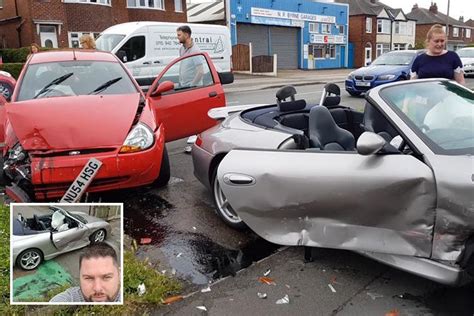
60,158 -> 102,203
355,81 -> 371,87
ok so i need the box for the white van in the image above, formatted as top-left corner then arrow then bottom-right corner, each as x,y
96,21 -> 232,87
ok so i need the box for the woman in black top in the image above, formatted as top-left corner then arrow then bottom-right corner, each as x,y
411,24 -> 465,85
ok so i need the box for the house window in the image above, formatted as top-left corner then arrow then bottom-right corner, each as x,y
453,27 -> 459,37
309,23 -> 319,33
321,24 -> 331,34
394,21 -> 400,34
338,25 -> 344,35
376,43 -> 390,57
69,32 -> 100,48
366,17 -> 372,33
407,22 -> 414,36
393,43 -> 406,50
466,29 -> 471,38
174,0 -> 182,12
127,0 -> 164,9
64,0 -> 111,5
0,0 -> 3,8
327,44 -> 336,58
377,19 -> 390,34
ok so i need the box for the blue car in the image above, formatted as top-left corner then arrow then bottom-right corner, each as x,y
346,50 -> 424,96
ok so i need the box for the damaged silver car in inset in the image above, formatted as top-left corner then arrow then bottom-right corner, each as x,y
204,79 -> 473,285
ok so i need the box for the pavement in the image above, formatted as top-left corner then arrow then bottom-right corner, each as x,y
224,69 -> 353,93
161,246 -> 474,315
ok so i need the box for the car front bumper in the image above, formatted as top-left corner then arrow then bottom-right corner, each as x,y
345,78 -> 400,94
22,125 -> 165,200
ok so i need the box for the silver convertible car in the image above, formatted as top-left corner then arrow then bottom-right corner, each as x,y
13,206 -> 111,270
192,79 -> 474,285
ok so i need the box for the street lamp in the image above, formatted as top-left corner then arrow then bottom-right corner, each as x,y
445,0 -> 450,49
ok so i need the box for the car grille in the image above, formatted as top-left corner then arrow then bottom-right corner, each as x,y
354,75 -> 374,81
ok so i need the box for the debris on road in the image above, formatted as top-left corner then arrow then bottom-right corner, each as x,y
257,292 -> 268,299
385,309 -> 400,316
140,237 -> 152,245
367,292 -> 384,300
137,283 -> 146,296
258,276 -> 276,285
196,306 -> 208,311
177,252 -> 183,258
264,269 -> 271,276
162,295 -> 184,305
328,284 -> 337,293
276,294 -> 290,304
201,286 -> 211,293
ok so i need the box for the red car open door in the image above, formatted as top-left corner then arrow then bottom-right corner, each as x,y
146,52 -> 230,142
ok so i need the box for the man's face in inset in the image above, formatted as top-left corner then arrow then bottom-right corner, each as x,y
80,256 -> 120,302
177,30 -> 190,44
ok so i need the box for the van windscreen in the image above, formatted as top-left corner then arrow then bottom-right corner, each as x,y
96,34 -> 125,52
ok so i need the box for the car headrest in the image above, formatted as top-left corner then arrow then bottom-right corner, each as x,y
276,85 -> 297,102
323,96 -> 341,107
278,99 -> 307,112
324,83 -> 340,96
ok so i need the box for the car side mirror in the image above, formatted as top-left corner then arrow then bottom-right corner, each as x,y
0,94 -> 7,106
218,72 -> 234,85
357,132 -> 385,155
150,80 -> 174,97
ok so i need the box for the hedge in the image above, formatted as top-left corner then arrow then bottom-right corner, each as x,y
0,63 -> 24,79
0,47 -> 30,63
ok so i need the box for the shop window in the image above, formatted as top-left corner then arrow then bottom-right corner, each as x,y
309,44 -> 335,59
309,23 -> 319,33
117,36 -> 146,62
321,24 -> 331,34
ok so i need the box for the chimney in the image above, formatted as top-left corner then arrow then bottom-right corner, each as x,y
459,16 -> 464,23
412,4 -> 418,11
429,2 -> 438,14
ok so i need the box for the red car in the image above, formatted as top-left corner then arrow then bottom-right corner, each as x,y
0,50 -> 232,201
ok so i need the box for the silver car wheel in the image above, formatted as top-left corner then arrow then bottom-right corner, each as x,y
19,249 -> 42,270
92,229 -> 106,243
213,172 -> 242,225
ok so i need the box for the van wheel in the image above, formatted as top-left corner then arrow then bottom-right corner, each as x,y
153,146 -> 170,187
211,165 -> 246,230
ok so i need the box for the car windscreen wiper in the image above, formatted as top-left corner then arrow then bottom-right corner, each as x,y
33,72 -> 74,99
89,77 -> 122,95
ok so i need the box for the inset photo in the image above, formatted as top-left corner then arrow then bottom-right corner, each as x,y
10,203 -> 123,305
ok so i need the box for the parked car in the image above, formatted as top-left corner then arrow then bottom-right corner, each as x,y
193,79 -> 474,285
13,205 -> 111,270
0,70 -> 16,101
0,50 -> 232,201
345,50 -> 423,96
192,83 -> 365,229
457,47 -> 474,77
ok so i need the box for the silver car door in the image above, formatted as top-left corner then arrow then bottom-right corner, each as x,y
218,149 -> 437,257
51,224 -> 88,250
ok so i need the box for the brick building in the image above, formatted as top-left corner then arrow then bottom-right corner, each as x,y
407,3 -> 473,50
0,0 -> 186,49
336,0 -> 416,68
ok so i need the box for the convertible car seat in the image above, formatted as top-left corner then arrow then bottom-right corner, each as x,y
362,102 -> 399,142
321,83 -> 341,107
275,85 -> 308,130
308,106 -> 355,151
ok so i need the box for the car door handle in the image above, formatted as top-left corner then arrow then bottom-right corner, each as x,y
223,173 -> 255,186
143,61 -> 151,65
153,60 -> 161,64
209,91 -> 217,97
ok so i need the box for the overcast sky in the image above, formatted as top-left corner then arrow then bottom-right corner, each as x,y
371,0 -> 472,21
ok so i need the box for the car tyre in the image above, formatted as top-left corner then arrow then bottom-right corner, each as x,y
90,229 -> 107,244
17,248 -> 43,270
153,145 -> 170,187
348,91 -> 361,97
211,165 -> 246,230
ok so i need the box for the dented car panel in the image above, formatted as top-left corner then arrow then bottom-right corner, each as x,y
214,79 -> 473,284
218,150 -> 437,256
